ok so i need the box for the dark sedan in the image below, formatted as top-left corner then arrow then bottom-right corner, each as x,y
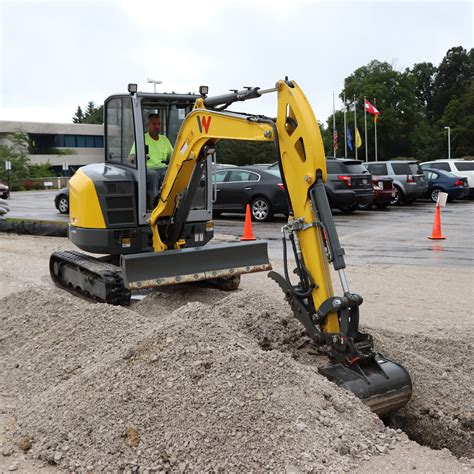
422,168 -> 469,203
213,166 -> 288,221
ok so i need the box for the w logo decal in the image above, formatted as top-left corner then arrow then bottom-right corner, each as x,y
197,115 -> 212,134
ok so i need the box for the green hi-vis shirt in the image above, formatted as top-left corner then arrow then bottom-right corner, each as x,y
130,133 -> 173,169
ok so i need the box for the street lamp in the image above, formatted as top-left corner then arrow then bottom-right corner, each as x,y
444,126 -> 451,160
147,77 -> 162,93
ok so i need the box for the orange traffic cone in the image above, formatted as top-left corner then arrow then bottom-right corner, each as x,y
241,204 -> 256,241
428,204 -> 446,240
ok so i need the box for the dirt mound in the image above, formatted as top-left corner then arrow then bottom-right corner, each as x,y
369,328 -> 473,458
1,288 -> 405,472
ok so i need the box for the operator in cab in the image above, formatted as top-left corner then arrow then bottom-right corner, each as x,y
129,113 -> 174,208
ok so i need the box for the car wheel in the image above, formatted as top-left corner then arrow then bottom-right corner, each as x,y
339,204 -> 357,214
358,202 -> 373,211
390,186 -> 403,206
57,196 -> 69,214
250,197 -> 273,222
430,188 -> 442,204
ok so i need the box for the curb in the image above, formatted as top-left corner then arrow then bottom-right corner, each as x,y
0,220 -> 68,237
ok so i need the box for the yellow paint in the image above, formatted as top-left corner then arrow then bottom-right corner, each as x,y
147,80 -> 340,333
275,81 -> 339,333
69,169 -> 106,229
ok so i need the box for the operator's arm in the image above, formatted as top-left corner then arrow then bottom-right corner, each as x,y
161,136 -> 174,165
128,141 -> 137,163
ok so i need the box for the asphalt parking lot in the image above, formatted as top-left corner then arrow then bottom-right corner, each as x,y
4,190 -> 474,268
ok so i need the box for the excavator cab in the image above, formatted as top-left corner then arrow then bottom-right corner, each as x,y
104,91 -> 210,217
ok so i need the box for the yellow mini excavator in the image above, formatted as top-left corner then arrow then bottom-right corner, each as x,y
50,79 -> 411,415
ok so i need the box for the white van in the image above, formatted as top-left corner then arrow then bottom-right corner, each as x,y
420,159 -> 474,197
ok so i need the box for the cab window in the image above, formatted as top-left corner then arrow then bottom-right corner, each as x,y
105,97 -> 136,167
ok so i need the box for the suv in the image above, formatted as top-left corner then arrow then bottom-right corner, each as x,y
420,159 -> 474,198
269,159 -> 373,213
325,159 -> 374,213
365,160 -> 427,205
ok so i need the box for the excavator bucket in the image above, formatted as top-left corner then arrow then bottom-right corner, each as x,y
319,354 -> 412,416
120,241 -> 271,290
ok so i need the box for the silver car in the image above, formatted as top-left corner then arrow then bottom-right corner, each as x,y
365,161 -> 427,205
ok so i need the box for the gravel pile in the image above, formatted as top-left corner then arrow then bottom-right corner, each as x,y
1,287 -> 406,472
369,328 -> 473,458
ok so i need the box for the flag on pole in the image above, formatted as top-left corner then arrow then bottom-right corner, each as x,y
346,127 -> 353,151
365,99 -> 380,116
333,129 -> 338,152
356,128 -> 362,148
365,99 -> 380,124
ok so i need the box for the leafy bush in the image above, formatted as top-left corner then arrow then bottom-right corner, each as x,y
22,179 -> 33,191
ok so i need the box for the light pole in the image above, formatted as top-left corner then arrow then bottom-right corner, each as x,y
147,77 -> 162,93
444,126 -> 451,159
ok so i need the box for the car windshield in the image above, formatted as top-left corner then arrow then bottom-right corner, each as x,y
367,163 -> 388,175
327,161 -> 369,174
391,163 -> 411,174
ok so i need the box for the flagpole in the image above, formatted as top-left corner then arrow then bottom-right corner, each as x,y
343,93 -> 347,157
333,91 -> 336,158
364,96 -> 368,162
374,97 -> 378,161
353,96 -> 358,160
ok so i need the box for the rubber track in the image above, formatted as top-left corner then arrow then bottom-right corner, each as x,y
50,250 -> 131,305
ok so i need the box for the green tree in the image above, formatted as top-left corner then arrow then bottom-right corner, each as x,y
431,46 -> 473,122
0,145 -> 30,190
216,140 -> 275,165
441,81 -> 474,157
72,101 -> 104,124
408,62 -> 437,121
72,106 -> 84,123
337,60 -> 421,161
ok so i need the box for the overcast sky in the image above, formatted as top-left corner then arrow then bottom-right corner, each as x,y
0,0 -> 472,126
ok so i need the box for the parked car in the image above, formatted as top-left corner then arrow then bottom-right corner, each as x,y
421,168 -> 469,203
54,187 -> 70,214
268,159 -> 374,213
213,166 -> 288,221
420,159 -> 474,198
364,161 -> 427,205
0,182 -> 10,199
359,175 -> 395,210
324,159 -> 374,213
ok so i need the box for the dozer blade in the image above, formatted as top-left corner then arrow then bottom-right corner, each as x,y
319,353 -> 412,417
121,241 -> 271,290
